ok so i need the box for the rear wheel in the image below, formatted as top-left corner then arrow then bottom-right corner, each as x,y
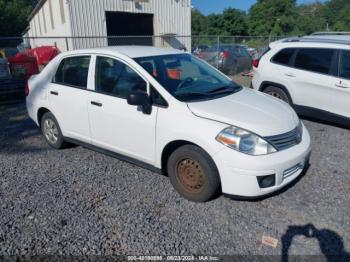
167,145 -> 221,202
263,86 -> 291,105
41,112 -> 67,149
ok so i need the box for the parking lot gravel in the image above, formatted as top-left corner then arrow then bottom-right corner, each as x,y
0,103 -> 349,259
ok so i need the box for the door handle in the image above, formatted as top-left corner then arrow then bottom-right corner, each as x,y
91,101 -> 103,107
285,73 -> 296,77
50,91 -> 59,96
335,81 -> 349,88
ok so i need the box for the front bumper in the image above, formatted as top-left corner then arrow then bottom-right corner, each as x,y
213,124 -> 312,197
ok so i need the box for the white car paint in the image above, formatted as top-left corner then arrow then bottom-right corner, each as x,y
252,37 -> 350,119
187,88 -> 299,137
26,46 -> 311,198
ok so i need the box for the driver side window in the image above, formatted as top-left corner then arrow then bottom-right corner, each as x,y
95,56 -> 147,99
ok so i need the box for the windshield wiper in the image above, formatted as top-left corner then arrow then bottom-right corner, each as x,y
208,85 -> 239,94
175,92 -> 209,99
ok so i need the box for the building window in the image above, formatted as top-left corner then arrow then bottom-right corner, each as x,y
59,0 -> 66,24
42,8 -> 47,33
48,0 -> 55,30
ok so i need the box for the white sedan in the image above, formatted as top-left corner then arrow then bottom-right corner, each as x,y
26,46 -> 311,202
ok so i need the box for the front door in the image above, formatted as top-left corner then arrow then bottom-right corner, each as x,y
88,56 -> 157,164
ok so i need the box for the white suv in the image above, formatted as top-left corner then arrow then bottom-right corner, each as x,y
252,34 -> 350,126
26,46 -> 311,202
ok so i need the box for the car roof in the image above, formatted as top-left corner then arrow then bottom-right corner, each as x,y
307,35 -> 350,42
270,35 -> 350,49
62,46 -> 185,58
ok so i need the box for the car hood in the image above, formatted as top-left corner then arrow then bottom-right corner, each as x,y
187,88 -> 299,137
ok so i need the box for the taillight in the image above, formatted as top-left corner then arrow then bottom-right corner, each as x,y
220,51 -> 230,59
25,82 -> 29,97
252,59 -> 260,68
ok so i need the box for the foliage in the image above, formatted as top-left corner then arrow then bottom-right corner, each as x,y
191,9 -> 208,36
192,0 -> 350,37
0,0 -> 36,36
1,0 -> 350,37
294,3 -> 327,35
247,0 -> 298,36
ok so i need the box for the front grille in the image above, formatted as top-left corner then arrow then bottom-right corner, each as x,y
264,123 -> 302,151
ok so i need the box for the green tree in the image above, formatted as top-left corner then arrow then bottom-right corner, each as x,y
296,3 -> 327,35
191,9 -> 208,35
247,0 -> 299,36
0,0 -> 35,36
221,8 -> 247,36
206,8 -> 247,36
207,14 -> 224,35
323,0 -> 349,28
323,0 -> 350,31
334,4 -> 350,31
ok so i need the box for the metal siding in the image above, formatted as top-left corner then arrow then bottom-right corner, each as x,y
69,0 -> 191,50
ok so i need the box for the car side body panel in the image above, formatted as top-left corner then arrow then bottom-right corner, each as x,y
252,41 -> 350,123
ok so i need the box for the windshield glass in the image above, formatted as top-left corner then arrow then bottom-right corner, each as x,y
135,53 -> 242,102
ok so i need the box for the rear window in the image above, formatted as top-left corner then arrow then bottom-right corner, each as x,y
272,48 -> 296,65
207,45 -> 232,52
294,48 -> 334,75
340,50 -> 350,80
54,56 -> 91,88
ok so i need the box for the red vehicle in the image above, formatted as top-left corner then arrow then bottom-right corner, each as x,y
8,52 -> 39,80
25,46 -> 60,67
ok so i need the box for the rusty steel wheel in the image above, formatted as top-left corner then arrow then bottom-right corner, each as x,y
167,145 -> 221,202
176,159 -> 206,194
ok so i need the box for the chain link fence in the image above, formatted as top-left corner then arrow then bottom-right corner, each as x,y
0,35 -> 286,103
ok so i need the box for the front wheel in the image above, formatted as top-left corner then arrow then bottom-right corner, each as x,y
263,86 -> 291,105
167,145 -> 221,202
41,112 -> 67,149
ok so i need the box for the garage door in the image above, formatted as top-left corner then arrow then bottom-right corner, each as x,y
106,11 -> 154,46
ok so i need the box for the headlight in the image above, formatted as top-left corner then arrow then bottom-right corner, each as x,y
216,126 -> 277,156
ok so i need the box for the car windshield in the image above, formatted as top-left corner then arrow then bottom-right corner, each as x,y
135,53 -> 242,102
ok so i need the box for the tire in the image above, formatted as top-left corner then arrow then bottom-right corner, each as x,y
167,145 -> 221,202
263,86 -> 291,105
40,112 -> 67,149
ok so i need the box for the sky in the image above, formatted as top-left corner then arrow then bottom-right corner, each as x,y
192,0 -> 326,15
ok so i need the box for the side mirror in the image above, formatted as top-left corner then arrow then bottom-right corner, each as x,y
127,91 -> 152,114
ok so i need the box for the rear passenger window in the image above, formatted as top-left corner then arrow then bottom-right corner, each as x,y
340,50 -> 350,80
54,56 -> 91,88
272,48 -> 296,65
294,48 -> 334,75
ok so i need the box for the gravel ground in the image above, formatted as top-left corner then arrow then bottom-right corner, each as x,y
0,103 -> 349,259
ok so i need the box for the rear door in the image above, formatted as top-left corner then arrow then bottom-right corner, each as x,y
48,55 -> 92,143
332,49 -> 350,118
281,48 -> 338,112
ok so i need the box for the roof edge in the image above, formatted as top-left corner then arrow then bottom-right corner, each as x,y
27,0 -> 47,22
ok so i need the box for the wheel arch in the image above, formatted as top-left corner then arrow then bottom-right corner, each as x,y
259,81 -> 294,105
160,140 -> 197,175
37,107 -> 51,126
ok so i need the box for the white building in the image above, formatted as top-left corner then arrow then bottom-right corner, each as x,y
26,0 -> 191,51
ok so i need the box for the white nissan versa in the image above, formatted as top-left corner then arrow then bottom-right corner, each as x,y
26,46 -> 311,202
